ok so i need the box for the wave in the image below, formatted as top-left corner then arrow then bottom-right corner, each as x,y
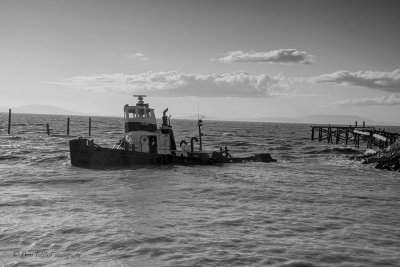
211,217 -> 245,227
141,235 -> 175,244
306,147 -> 359,155
219,141 -> 251,147
300,145 -> 318,151
57,227 -> 90,235
35,178 -> 93,185
0,199 -> 55,207
134,247 -> 172,257
0,135 -> 23,140
276,261 -> 317,267
0,178 -> 93,187
0,155 -> 24,160
34,155 -> 69,163
270,145 -> 293,151
279,155 -> 298,160
50,134 -> 76,138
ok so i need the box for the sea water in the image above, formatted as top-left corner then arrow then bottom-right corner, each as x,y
0,113 -> 399,267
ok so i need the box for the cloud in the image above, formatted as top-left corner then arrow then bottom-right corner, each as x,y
51,71 -> 290,98
215,49 -> 314,64
312,69 -> 400,92
330,94 -> 400,107
126,52 -> 149,61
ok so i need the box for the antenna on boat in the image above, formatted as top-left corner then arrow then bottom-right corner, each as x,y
198,114 -> 204,151
133,95 -> 147,105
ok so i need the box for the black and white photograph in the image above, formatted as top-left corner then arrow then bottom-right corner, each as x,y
1,0 -> 399,266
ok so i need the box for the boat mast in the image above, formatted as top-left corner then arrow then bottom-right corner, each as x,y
197,103 -> 204,151
198,116 -> 204,151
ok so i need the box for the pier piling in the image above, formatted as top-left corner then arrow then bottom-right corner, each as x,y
311,127 -> 315,140
67,118 -> 70,136
336,129 -> 340,144
7,109 -> 11,134
327,125 -> 331,144
318,128 -> 322,142
46,124 -> 50,135
89,117 -> 92,136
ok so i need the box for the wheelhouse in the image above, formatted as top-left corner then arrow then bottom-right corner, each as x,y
124,95 -> 157,132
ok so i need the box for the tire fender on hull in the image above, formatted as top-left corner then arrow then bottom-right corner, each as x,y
163,154 -> 174,164
153,155 -> 163,164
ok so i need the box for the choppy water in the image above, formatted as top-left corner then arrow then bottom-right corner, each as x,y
0,113 -> 399,267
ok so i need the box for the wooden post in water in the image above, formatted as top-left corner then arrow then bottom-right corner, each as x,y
369,131 -> 373,149
46,124 -> 50,135
355,121 -> 358,127
336,129 -> 340,144
7,109 -> 11,134
326,126 -> 329,143
67,118 -> 70,136
311,127 -> 314,140
354,133 -> 357,147
318,128 -> 322,142
89,117 -> 92,136
327,125 -> 331,144
363,121 -> 365,127
345,128 -> 349,145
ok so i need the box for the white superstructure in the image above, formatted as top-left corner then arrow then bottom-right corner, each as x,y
117,95 -> 176,155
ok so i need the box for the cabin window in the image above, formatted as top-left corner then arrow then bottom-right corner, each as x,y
127,109 -> 136,119
138,107 -> 145,118
126,108 -> 153,119
146,109 -> 152,118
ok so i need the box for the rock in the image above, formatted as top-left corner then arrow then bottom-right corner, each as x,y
365,140 -> 400,171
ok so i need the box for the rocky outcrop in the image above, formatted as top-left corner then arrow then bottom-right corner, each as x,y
362,140 -> 400,171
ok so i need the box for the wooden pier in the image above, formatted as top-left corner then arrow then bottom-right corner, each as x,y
311,123 -> 399,150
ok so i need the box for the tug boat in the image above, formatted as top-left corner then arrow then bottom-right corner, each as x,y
69,95 -> 276,168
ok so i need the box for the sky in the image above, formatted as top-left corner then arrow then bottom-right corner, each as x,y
1,0 -> 400,122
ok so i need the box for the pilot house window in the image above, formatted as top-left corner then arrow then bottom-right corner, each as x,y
146,109 -> 152,118
126,108 -> 152,119
128,109 -> 136,119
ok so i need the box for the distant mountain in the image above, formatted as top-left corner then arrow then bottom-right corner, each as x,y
240,114 -> 398,126
0,104 -> 86,115
248,115 -> 377,124
297,115 -> 379,125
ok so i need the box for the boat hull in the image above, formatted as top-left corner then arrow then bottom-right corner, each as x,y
69,138 -> 276,168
